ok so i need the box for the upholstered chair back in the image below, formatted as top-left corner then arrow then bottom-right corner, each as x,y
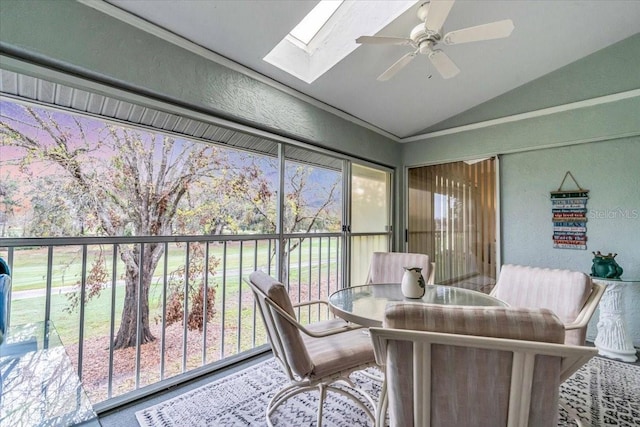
491,264 -> 593,345
382,304 -> 566,427
248,271 -> 314,378
366,252 -> 435,285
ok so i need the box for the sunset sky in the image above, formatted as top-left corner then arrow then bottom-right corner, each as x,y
0,99 -> 341,237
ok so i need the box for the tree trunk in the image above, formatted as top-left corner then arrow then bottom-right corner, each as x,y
113,243 -> 163,349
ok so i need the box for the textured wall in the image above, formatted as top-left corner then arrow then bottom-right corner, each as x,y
501,139 -> 640,344
419,33 -> 640,134
401,33 -> 640,165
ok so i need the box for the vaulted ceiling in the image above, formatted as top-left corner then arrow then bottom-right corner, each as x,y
103,1 -> 640,139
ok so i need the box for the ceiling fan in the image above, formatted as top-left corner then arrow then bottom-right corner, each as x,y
356,0 -> 514,81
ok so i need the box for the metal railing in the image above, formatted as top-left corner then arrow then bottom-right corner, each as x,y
1,232 -> 368,408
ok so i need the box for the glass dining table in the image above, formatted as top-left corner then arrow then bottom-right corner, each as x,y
0,321 -> 99,426
328,283 -> 507,327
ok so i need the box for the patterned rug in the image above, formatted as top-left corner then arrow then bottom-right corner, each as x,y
136,356 -> 640,426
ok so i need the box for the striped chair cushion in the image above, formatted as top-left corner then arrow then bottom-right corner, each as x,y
383,304 -> 565,426
302,320 -> 374,379
492,264 -> 593,345
367,252 -> 431,284
249,271 -> 314,378
384,303 -> 565,343
250,272 -> 375,380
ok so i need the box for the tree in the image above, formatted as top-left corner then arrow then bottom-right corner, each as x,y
1,101 -> 343,349
0,176 -> 19,237
164,242 -> 218,331
174,155 -> 273,235
280,164 -> 341,283
0,104 -> 224,348
26,175 -> 92,236
219,157 -> 341,284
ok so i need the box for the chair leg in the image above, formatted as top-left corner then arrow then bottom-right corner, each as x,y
317,384 -> 327,427
360,366 -> 384,382
376,379 -> 388,427
266,376 -> 376,426
326,384 -> 375,423
267,383 -> 316,426
559,398 -> 586,427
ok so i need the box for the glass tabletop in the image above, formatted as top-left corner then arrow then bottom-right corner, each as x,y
590,277 -> 639,283
0,321 -> 100,426
329,283 -> 508,327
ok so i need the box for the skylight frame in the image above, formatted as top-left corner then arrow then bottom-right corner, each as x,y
288,0 -> 344,47
264,1 -> 416,84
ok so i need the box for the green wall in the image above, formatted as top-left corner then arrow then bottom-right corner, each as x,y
402,34 -> 640,165
419,33 -> 640,134
502,139 -> 640,344
501,138 -> 639,277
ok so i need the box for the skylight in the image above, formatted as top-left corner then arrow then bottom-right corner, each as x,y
264,1 -> 416,84
289,0 -> 343,46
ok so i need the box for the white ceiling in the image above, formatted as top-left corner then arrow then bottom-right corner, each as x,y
104,0 -> 640,140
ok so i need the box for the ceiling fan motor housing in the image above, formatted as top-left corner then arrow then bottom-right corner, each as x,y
411,23 -> 440,52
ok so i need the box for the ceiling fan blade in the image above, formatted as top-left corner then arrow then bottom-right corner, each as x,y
424,0 -> 455,32
428,49 -> 460,79
377,51 -> 418,81
356,36 -> 414,46
443,19 -> 514,45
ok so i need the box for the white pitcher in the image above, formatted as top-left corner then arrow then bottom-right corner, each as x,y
401,267 -> 426,298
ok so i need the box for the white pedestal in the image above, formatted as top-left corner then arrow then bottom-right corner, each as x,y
593,278 -> 638,363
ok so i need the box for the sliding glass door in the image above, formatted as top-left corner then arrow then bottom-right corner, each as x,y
349,164 -> 393,286
407,158 -> 497,292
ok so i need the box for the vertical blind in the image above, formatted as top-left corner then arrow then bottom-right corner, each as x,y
407,158 -> 496,292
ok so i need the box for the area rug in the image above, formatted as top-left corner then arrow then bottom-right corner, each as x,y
136,356 -> 640,427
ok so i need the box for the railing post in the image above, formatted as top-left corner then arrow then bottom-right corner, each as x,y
44,246 -> 53,324
237,241 -> 243,354
220,241 -> 227,359
160,241 -> 168,380
135,242 -> 145,389
182,242 -> 190,372
78,244 -> 88,380
203,241 -> 209,364
108,244 -> 118,399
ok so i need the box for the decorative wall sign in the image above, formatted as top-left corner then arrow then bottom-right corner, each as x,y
551,171 -> 588,250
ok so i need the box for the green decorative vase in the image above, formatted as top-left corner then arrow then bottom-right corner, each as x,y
591,251 -> 623,279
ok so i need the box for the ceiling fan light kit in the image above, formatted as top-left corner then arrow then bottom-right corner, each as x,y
356,0 -> 514,81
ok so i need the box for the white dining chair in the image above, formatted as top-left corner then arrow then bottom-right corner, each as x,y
366,252 -> 435,285
490,264 -> 606,345
370,303 -> 597,427
246,270 -> 377,426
